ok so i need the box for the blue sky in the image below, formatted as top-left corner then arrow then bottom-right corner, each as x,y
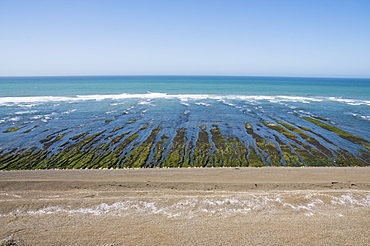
1,0 -> 370,77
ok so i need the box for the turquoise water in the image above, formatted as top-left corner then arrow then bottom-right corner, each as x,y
0,76 -> 369,167
1,76 -> 369,99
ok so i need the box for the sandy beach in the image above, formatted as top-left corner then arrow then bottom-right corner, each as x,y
1,167 -> 369,245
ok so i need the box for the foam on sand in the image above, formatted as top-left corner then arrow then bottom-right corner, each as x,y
2,191 -> 369,219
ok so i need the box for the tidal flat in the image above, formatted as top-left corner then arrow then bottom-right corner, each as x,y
0,113 -> 369,170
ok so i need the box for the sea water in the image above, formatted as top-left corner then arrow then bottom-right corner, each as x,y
0,76 -> 369,168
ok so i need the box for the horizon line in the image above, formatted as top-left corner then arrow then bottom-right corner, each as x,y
1,74 -> 369,79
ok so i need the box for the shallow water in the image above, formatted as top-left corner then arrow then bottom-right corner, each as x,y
0,76 -> 369,168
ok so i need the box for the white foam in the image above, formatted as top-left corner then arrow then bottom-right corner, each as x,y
328,97 -> 370,106
62,109 -> 77,114
9,117 -> 21,122
22,104 -> 37,107
195,102 -> 211,107
0,94 -> 369,108
30,115 -> 42,120
219,99 -> 243,108
14,110 -> 38,115
331,194 -> 370,207
2,192 -> 370,219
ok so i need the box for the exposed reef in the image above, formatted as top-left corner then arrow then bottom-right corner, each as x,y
1,114 -> 369,170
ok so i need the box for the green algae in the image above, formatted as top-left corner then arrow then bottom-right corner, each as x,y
127,119 -> 137,124
301,116 -> 370,150
36,130 -> 107,169
245,124 -> 281,166
210,127 -> 249,167
244,124 -> 265,167
82,131 -> 138,169
247,146 -> 264,167
191,128 -> 213,167
259,140 -> 282,166
160,128 -> 187,168
3,126 -> 24,133
42,134 -> 66,149
333,149 -> 368,167
264,121 -> 335,166
139,124 -> 149,130
311,115 -> 331,122
38,130 -> 68,149
247,122 -> 337,166
264,123 -> 297,141
111,126 -> 125,132
39,135 -> 55,144
110,132 -> 131,146
299,118 -> 370,165
122,127 -> 162,168
1,118 -> 369,170
0,148 -> 49,170
80,131 -> 106,150
125,133 -> 139,143
274,136 -> 304,166
71,132 -> 89,141
150,135 -> 169,167
296,125 -> 335,145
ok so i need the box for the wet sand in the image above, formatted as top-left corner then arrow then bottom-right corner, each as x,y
1,167 -> 370,245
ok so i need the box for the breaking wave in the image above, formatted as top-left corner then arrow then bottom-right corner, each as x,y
1,93 -> 369,106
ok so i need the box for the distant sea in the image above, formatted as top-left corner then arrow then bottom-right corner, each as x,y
0,76 -> 369,169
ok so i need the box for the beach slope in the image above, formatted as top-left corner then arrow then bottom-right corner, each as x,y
1,167 -> 369,245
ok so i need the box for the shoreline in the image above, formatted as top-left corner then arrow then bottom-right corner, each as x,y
1,167 -> 369,245
1,167 -> 370,192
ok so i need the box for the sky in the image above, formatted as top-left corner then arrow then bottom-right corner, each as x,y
1,0 -> 370,78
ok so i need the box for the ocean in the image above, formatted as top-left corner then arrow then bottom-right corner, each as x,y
0,76 -> 369,169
